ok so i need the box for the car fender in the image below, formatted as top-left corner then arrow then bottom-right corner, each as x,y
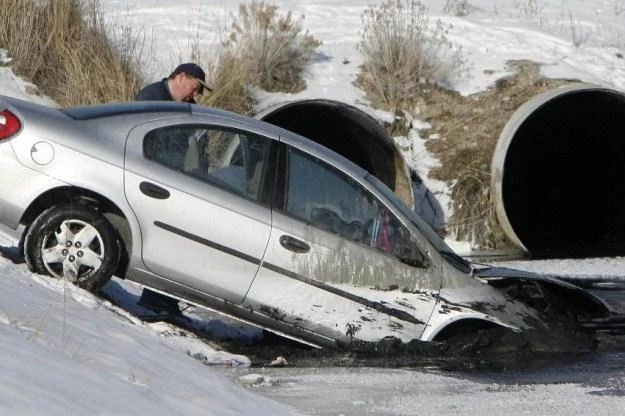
7,137 -> 144,273
420,298 -> 521,342
10,131 -> 133,217
0,143 -> 68,229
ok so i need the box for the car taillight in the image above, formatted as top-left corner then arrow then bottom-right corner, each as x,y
0,109 -> 21,140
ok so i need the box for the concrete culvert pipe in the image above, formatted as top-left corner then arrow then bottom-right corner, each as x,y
257,99 -> 414,209
492,84 -> 625,258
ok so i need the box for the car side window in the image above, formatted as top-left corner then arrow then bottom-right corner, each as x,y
144,125 -> 271,201
285,149 -> 427,268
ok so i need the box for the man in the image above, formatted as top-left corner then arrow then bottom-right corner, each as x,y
135,63 -> 211,316
136,62 -> 212,103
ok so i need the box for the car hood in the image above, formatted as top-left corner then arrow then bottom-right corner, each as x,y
474,266 -> 612,316
475,266 -> 554,279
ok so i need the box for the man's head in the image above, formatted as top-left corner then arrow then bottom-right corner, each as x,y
167,63 -> 212,103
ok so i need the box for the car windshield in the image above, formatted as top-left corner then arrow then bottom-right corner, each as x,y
365,173 -> 473,274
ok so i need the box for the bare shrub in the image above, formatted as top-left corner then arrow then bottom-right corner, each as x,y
513,0 -> 543,19
196,50 -> 257,116
225,1 -> 321,93
356,0 -> 463,112
443,0 -> 475,17
567,11 -> 590,48
0,0 -> 144,106
199,1 -> 322,110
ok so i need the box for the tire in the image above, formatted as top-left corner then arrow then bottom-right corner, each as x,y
24,203 -> 120,292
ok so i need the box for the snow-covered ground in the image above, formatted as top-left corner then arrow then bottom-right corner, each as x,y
2,0 -> 625,414
0,232 -> 300,415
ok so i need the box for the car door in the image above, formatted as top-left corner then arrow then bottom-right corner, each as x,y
244,145 -> 441,343
124,117 -> 275,303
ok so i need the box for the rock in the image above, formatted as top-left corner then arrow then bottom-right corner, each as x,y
0,48 -> 12,67
270,355 -> 288,367
238,374 -> 266,386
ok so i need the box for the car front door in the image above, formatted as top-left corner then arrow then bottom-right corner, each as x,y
124,118 -> 275,303
244,145 -> 441,344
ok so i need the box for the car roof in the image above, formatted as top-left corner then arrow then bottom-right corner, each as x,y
18,97 -> 371,184
61,101 -> 245,121
62,101 -> 356,162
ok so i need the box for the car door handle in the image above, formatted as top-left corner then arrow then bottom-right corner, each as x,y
279,235 -> 310,254
139,181 -> 170,199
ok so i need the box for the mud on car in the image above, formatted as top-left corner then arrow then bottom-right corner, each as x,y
0,95 -> 613,351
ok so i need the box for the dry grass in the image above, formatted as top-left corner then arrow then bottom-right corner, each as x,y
196,50 -> 257,116
0,0 -> 144,106
356,0 -> 464,113
224,1 -> 322,93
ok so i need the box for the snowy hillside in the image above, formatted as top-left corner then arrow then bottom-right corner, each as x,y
2,1 -> 625,414
100,0 -> 625,254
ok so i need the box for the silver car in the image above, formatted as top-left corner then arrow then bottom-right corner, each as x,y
0,95 -> 612,350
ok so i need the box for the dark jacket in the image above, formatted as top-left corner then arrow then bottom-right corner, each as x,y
136,78 -> 197,103
135,79 -> 174,101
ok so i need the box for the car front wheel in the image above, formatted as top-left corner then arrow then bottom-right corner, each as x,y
24,204 -> 120,292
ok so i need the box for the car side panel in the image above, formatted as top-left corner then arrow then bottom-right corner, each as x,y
123,118 -> 273,304
9,131 -> 128,206
245,211 -> 438,344
124,171 -> 271,303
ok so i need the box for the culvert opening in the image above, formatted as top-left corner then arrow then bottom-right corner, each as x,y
495,86 -> 625,258
259,99 -> 414,208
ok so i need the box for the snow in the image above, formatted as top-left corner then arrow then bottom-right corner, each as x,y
0,240 -> 296,415
2,0 -> 625,414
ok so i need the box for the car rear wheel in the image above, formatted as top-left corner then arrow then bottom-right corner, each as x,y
24,204 -> 120,292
